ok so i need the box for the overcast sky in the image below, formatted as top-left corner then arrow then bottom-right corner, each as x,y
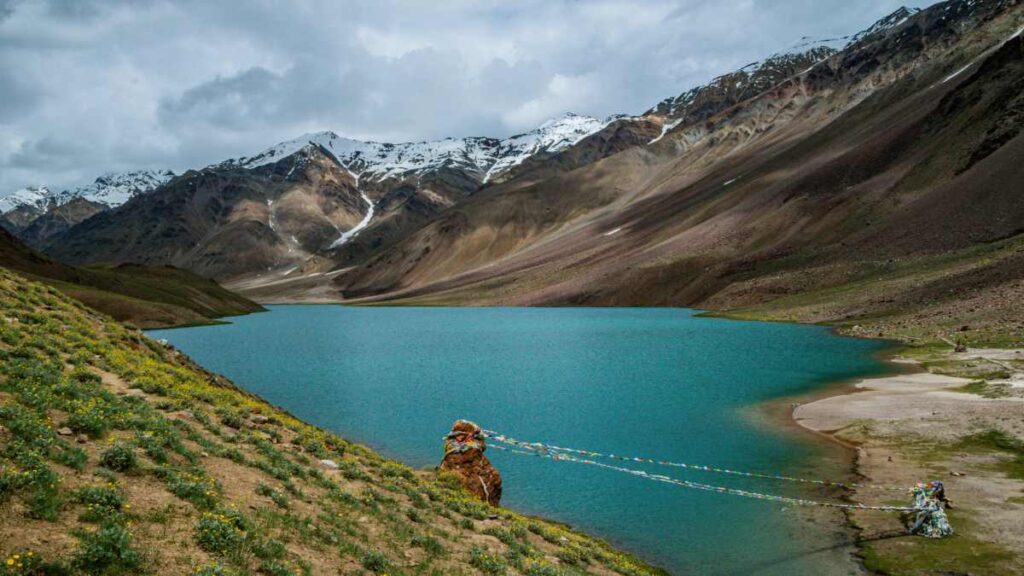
0,0 -> 930,193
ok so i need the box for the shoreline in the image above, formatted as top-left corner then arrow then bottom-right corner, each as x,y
747,347 -> 907,576
786,338 -> 1024,573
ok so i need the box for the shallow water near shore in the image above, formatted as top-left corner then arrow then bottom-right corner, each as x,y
150,306 -> 889,575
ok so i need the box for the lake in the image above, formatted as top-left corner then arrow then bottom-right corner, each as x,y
149,306 -> 889,575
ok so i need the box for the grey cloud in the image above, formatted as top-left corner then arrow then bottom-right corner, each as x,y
0,63 -> 39,120
159,67 -> 284,130
8,136 -> 90,169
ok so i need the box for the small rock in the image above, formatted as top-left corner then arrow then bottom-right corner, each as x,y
125,388 -> 147,398
57,427 -> 73,436
959,325 -> 970,332
319,459 -> 339,470
75,434 -> 88,444
250,414 -> 270,425
170,410 -> 195,421
201,451 -> 210,458
950,471 -> 966,477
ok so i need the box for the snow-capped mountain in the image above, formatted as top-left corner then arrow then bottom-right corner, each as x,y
54,170 -> 176,208
227,113 -> 612,184
1,170 -> 174,216
0,186 -> 53,214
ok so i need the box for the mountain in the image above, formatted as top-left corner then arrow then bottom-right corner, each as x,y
17,196 -> 108,248
0,170 -> 174,242
644,45 -> 838,127
228,113 -> 610,183
47,145 -> 366,280
44,114 -> 619,281
313,0 -> 1024,342
0,226 -> 263,327
38,0 -> 1024,347
0,186 -> 53,231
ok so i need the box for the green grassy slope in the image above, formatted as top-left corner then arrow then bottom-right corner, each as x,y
1,227 -> 263,328
0,267 -> 664,575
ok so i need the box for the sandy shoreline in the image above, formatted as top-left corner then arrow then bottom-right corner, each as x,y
789,346 -> 1024,573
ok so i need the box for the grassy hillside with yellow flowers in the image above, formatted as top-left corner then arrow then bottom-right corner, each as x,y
0,267 -> 664,576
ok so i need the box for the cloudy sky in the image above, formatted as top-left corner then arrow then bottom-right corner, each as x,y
0,0 -> 929,193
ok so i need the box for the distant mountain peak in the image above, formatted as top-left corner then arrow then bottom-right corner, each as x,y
226,113 -> 611,185
0,186 -> 52,214
1,170 -> 174,217
847,5 -> 922,46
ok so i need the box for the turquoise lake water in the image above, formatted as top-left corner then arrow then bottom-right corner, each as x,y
149,306 -> 889,575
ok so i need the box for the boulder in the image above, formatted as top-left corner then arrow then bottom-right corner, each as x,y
439,420 -> 502,506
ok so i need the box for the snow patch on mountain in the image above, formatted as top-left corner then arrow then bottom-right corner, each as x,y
229,113 -> 611,184
648,119 -> 683,145
329,171 -> 374,249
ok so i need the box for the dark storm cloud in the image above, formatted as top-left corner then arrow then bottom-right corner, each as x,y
0,0 -> 932,193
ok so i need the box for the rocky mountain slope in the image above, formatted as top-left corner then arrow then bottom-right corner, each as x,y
0,227 -> 262,328
41,114 -> 625,281
47,145 -> 367,280
0,267 -> 662,575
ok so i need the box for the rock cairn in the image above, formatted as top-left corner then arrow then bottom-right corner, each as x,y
440,420 -> 502,506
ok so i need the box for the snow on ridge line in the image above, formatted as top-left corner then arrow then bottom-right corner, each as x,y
1,170 -> 174,215
0,186 -> 51,213
233,113 -> 615,184
482,114 -> 611,183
